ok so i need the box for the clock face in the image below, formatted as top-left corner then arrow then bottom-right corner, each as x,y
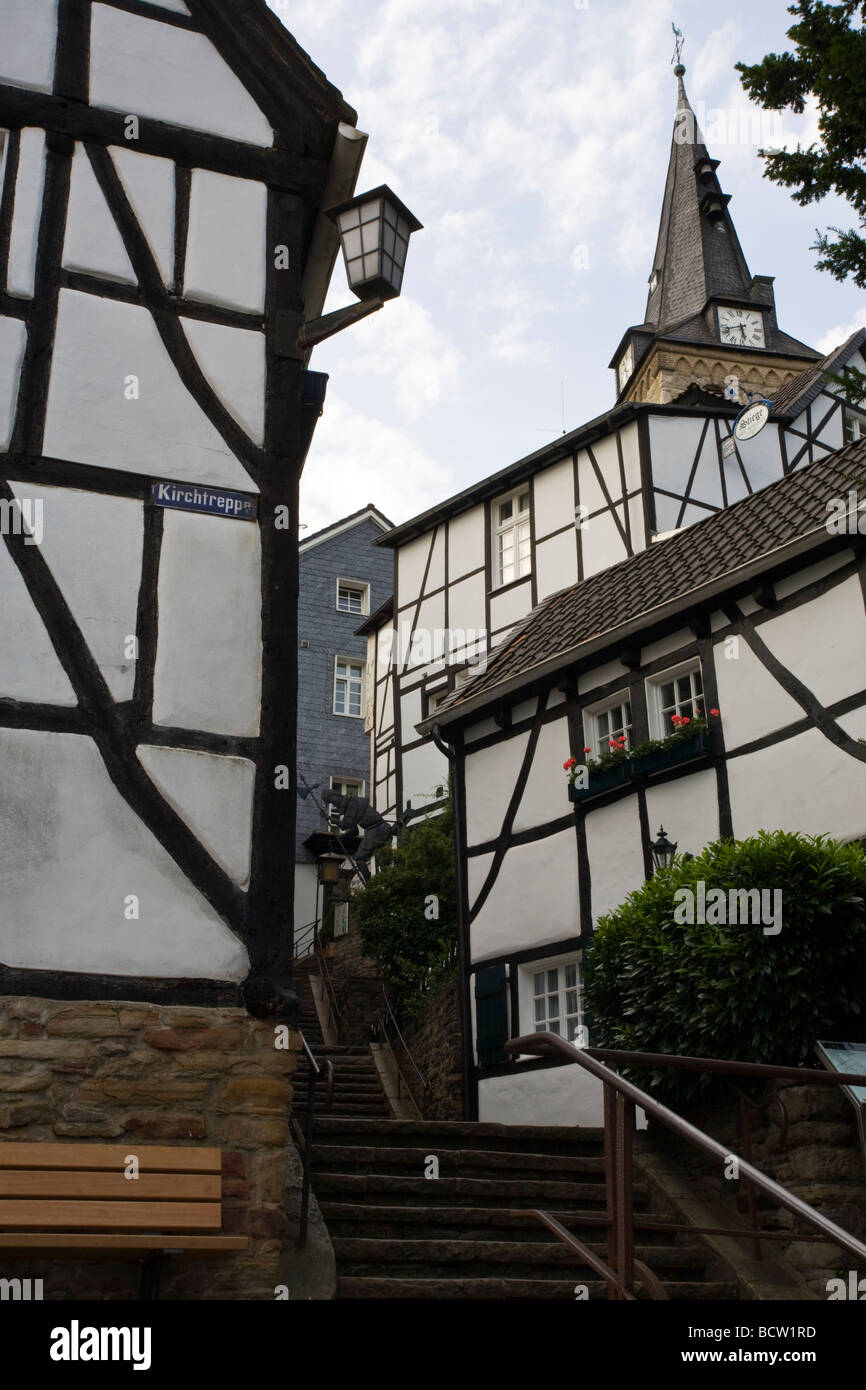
718,306 -> 765,348
618,344 -> 634,391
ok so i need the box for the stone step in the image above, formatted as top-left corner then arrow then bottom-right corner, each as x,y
310,1173 -> 641,1205
308,1117 -> 606,1153
317,1203 -> 674,1243
332,1238 -> 710,1277
296,1101 -> 391,1117
335,1276 -> 738,1300
309,1144 -> 607,1176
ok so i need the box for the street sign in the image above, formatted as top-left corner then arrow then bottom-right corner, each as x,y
733,400 -> 771,442
151,480 -> 258,521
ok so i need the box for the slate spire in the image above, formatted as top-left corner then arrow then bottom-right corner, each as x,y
644,64 -> 754,333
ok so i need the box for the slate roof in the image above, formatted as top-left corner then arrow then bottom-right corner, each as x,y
769,328 -> 866,418
427,437 -> 866,728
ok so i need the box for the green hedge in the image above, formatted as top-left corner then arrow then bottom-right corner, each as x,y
584,831 -> 866,1106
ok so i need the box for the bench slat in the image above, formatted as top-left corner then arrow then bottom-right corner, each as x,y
0,1233 -> 247,1252
0,1172 -> 220,1201
0,1143 -> 222,1173
0,1200 -> 222,1231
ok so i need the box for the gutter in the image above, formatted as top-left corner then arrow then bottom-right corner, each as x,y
417,519 -> 842,735
300,121 -> 368,356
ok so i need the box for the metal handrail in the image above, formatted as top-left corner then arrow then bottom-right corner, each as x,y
293,918 -> 319,960
290,1033 -> 335,1250
375,985 -> 431,1095
505,1034 -> 866,1298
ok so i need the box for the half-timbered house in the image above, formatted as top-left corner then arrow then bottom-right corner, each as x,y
420,437 -> 866,1125
365,69 -> 866,823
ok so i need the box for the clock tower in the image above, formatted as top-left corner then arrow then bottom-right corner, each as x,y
610,61 -> 820,405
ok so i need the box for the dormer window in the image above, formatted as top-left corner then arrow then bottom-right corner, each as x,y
617,342 -> 635,394
493,487 -> 531,588
648,269 -> 660,295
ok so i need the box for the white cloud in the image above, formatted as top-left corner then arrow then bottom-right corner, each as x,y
333,295 -> 464,419
300,395 -> 456,532
817,308 -> 866,357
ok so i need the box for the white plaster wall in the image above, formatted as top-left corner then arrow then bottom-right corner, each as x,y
773,552 -> 853,601
397,534 -> 432,605
185,171 -> 267,314
63,144 -> 135,283
533,458 -> 574,539
0,0 -> 57,92
512,716 -> 570,834
9,483 -> 142,701
137,745 -> 255,885
447,571 -> 486,641
401,738 -> 448,808
757,576 -> 866,707
620,423 -> 642,491
44,290 -> 258,490
584,796 -> 645,920
535,528 -> 577,602
465,732 -> 529,846
648,416 -> 701,493
645,769 -> 719,859
628,492 -> 646,551
641,628 -> 693,666
471,829 -> 579,961
578,658 -> 630,697
89,5 -> 273,146
464,715 -> 499,745
111,147 -> 175,285
736,423 -> 784,491
152,509 -> 262,736
400,684 -> 423,737
8,128 -> 46,297
447,506 -> 484,581
479,1065 -> 605,1128
0,317 -> 26,448
687,428 -> 724,508
728,727 -> 866,841
426,524 -> 446,593
294,861 -> 319,938
489,577 -> 532,635
0,543 -> 76,705
0,728 -> 249,979
182,318 -> 265,445
581,505 -> 627,578
714,638 -> 804,749
413,591 -> 447,657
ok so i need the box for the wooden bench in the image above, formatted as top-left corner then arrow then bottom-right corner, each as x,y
0,1142 -> 247,1298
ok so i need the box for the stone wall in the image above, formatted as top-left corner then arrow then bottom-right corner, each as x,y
652,1077 -> 866,1297
401,979 -> 463,1120
0,995 -> 298,1300
328,927 -> 382,1045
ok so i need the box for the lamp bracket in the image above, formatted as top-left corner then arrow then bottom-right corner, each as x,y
297,296 -> 385,352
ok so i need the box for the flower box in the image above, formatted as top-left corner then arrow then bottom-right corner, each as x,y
568,761 -> 632,802
630,731 -> 712,777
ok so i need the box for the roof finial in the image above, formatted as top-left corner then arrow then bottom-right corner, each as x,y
671,22 -> 685,76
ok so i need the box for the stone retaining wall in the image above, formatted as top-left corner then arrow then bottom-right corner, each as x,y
0,995 -> 298,1300
401,979 -> 462,1120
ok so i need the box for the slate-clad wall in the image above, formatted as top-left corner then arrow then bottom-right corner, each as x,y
296,517 -> 392,860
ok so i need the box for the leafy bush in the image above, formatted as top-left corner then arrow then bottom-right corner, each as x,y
353,800 -> 458,1018
584,831 -> 866,1106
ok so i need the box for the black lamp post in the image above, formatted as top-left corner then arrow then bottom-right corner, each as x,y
650,825 -> 678,874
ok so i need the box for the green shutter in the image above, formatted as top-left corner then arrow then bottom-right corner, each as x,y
475,963 -> 509,1066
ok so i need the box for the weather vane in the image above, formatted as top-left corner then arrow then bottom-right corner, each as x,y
671,22 -> 685,72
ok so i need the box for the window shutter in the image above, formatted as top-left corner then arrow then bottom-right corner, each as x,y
475,963 -> 509,1066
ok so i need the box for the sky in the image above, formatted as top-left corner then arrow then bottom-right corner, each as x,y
268,0 -> 866,535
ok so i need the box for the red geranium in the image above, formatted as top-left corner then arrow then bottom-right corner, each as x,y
563,757 -> 577,770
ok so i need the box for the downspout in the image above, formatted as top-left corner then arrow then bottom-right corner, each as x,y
432,722 -> 476,1121
300,121 -> 368,361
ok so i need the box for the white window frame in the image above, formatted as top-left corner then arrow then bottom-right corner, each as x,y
336,578 -> 370,616
646,659 -> 704,739
329,775 -> 365,798
333,656 -> 365,718
518,952 -> 586,1046
843,410 -> 863,445
492,485 -> 532,589
582,689 -> 633,760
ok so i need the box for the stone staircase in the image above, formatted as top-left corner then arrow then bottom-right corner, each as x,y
291,957 -> 738,1299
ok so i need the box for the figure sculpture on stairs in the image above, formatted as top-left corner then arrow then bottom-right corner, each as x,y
322,791 -> 396,883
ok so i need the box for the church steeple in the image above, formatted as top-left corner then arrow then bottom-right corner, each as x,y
610,49 -> 820,406
645,67 -> 754,333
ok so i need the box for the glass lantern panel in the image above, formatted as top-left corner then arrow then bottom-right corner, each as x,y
362,252 -> 380,279
360,198 -> 381,223
338,207 -> 361,232
383,200 -> 398,227
383,223 -> 396,257
342,228 -> 362,260
392,263 -> 404,293
394,234 -> 409,269
346,256 -> 364,287
361,219 -> 380,252
396,215 -> 409,241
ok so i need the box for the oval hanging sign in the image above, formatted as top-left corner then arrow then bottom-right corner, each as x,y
734,400 -> 771,442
